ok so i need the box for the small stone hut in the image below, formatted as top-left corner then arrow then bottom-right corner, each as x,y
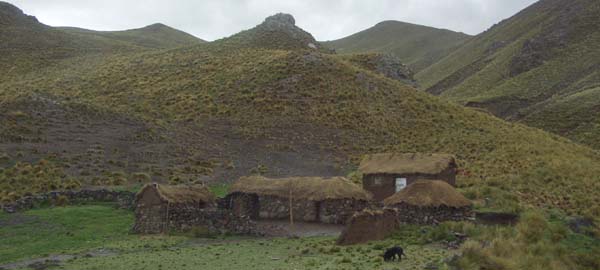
133,183 -> 216,234
383,180 -> 472,224
359,153 -> 457,201
226,176 -> 372,224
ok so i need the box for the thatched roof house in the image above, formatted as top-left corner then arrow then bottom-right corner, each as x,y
136,183 -> 216,205
133,183 -> 216,234
359,153 -> 458,201
383,180 -> 471,208
384,180 -> 472,225
226,176 -> 372,224
230,176 -> 371,201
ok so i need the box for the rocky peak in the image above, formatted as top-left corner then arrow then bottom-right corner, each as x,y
255,13 -> 322,50
0,2 -> 39,26
264,13 -> 296,27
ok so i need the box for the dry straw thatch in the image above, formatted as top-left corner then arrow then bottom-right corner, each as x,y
383,180 -> 471,208
136,183 -> 215,204
229,176 -> 372,201
359,153 -> 456,175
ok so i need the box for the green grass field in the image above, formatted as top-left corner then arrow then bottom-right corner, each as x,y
1,204 -> 599,270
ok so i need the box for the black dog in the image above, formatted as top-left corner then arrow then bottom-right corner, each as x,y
383,246 -> 405,262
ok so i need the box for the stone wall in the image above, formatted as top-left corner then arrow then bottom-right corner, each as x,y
258,195 -> 317,222
165,205 -> 257,235
319,199 -> 370,225
132,201 -> 258,235
338,205 -> 474,245
1,189 -> 135,213
390,204 -> 473,225
132,202 -> 166,234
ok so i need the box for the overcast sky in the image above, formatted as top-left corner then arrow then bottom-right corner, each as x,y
7,0 -> 538,41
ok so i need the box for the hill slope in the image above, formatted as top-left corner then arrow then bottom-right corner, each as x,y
1,10 -> 600,219
0,1 -> 202,81
323,21 -> 471,72
417,0 -> 600,149
59,23 -> 204,49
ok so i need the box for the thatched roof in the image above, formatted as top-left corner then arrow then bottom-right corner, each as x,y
359,153 -> 456,175
229,176 -> 372,201
136,183 -> 215,204
383,180 -> 471,208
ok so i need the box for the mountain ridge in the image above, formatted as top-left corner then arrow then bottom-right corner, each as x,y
416,0 -> 600,148
323,20 -> 471,72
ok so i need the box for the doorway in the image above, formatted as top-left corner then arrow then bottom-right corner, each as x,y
395,178 -> 407,192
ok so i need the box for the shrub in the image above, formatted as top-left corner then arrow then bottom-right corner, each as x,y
131,172 -> 152,183
517,211 -> 549,244
53,195 -> 69,207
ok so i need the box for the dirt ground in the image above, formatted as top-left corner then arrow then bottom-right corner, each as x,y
255,220 -> 344,237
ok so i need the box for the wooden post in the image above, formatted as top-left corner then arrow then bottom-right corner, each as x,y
289,187 -> 294,227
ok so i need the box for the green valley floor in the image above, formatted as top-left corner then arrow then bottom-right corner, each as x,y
0,204 -> 452,270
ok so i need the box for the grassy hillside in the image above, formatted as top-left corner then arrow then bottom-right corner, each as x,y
2,6 -> 600,220
60,23 -> 204,49
0,1 -> 202,82
323,21 -> 471,72
417,0 -> 600,149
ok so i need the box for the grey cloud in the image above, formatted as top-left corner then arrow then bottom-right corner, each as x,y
6,0 -> 538,41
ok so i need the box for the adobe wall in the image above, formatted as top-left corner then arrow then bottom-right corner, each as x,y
337,208 -> 401,245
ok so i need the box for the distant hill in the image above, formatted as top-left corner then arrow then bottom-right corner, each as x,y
0,1 -> 202,81
2,9 -> 600,218
323,21 -> 471,72
59,23 -> 204,49
417,0 -> 600,149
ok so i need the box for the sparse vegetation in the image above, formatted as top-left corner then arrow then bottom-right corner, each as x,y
453,210 -> 600,270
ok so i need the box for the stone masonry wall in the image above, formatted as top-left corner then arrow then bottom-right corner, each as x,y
1,189 -> 135,213
319,199 -> 371,225
391,204 -> 473,225
258,195 -> 317,222
166,204 -> 257,235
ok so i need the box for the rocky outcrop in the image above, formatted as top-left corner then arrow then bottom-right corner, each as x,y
1,189 -> 135,213
222,13 -> 330,52
346,54 -> 417,86
0,2 -> 40,26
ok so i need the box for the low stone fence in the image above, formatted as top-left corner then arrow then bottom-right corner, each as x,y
167,206 -> 257,235
390,204 -> 473,225
1,189 -> 135,213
